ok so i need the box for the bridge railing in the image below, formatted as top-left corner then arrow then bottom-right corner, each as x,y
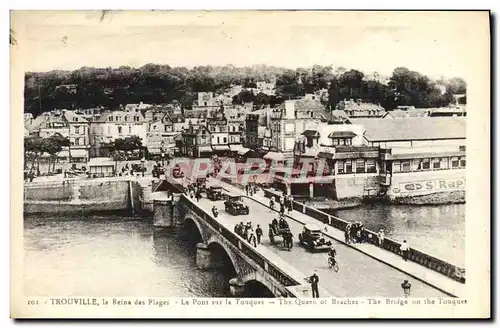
263,189 -> 466,283
177,194 -> 301,291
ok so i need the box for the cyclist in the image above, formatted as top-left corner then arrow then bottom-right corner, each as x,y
328,245 -> 337,267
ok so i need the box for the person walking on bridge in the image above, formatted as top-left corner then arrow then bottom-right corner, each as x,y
255,225 -> 263,245
309,271 -> 320,298
400,240 -> 410,261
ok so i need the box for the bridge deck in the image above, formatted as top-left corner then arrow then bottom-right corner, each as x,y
183,180 -> 451,298
218,181 -> 465,298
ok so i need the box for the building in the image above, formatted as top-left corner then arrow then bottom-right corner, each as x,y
265,99 -> 328,163
64,110 -> 90,162
428,106 -> 467,117
37,111 -> 70,139
244,114 -> 260,149
90,110 -> 148,157
146,113 -> 178,158
340,99 -> 385,118
207,108 -> 230,156
181,124 -> 212,158
225,107 -> 245,148
382,108 -> 430,119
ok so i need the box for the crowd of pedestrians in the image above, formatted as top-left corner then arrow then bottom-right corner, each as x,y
234,221 -> 263,248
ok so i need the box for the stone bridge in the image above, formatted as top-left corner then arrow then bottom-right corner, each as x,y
153,192 -> 313,298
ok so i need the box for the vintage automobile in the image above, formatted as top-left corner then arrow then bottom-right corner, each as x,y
131,163 -> 147,173
206,186 -> 224,201
298,224 -> 332,252
224,195 -> 250,215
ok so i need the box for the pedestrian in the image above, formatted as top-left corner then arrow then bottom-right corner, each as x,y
195,189 -> 202,202
401,280 -> 412,297
309,270 -> 320,298
248,231 -> 257,247
255,224 -> 263,244
269,197 -> 275,212
378,229 -> 385,248
245,184 -> 249,196
280,201 -> 285,215
344,225 -> 350,244
400,240 -> 410,261
287,195 -> 293,214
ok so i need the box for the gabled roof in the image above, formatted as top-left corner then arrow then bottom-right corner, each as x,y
350,117 -> 466,142
384,109 -> 430,119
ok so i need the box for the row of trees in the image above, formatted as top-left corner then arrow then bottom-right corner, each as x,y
24,134 -> 70,174
24,64 -> 466,117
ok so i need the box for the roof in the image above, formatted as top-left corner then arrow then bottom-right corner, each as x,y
328,131 -> 357,138
350,117 -> 466,142
88,157 -> 115,166
304,224 -> 321,231
384,109 -> 430,119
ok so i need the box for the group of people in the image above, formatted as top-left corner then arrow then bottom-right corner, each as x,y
234,222 -> 263,248
186,183 -> 203,202
344,221 -> 366,244
271,214 -> 293,251
268,195 -> 293,215
244,183 -> 258,196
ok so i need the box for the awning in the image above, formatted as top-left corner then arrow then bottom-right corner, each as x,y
303,130 -> 320,138
238,148 -> 251,156
212,145 -> 230,151
328,131 -> 357,138
229,144 -> 244,152
198,146 -> 213,153
148,148 -> 162,155
263,151 -> 285,161
69,149 -> 88,158
318,152 -> 335,159
301,148 -> 320,158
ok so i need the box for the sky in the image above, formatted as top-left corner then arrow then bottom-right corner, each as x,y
11,10 -> 487,80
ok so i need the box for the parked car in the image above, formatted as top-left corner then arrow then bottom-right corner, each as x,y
224,195 -> 249,215
131,163 -> 147,173
298,224 -> 332,252
207,186 -> 224,201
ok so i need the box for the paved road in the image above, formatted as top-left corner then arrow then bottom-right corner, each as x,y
192,193 -> 447,298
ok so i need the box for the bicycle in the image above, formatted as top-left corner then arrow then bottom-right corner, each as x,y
328,256 -> 339,272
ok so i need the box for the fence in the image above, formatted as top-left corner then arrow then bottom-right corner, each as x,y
263,188 -> 466,283
178,194 -> 301,292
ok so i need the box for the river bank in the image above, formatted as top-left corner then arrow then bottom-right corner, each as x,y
390,191 -> 466,205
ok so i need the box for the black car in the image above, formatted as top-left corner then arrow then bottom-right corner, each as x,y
224,195 -> 249,215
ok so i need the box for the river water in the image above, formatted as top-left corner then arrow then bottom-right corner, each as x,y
23,214 -> 232,297
328,203 -> 465,267
23,203 -> 465,297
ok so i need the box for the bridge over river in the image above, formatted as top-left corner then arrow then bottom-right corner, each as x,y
152,176 -> 464,298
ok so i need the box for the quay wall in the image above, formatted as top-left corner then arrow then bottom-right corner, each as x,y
387,169 -> 466,200
334,174 -> 380,199
23,178 -> 144,215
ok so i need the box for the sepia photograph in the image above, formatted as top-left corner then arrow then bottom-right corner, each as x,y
10,10 -> 490,319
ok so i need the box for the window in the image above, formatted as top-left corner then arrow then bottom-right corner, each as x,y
366,159 -> 377,173
73,117 -> 78,122
118,126 -> 122,134
332,138 -> 340,146
337,160 -> 344,174
74,138 -> 80,146
134,116 -> 139,122
355,159 -> 365,173
345,160 -> 353,174
393,161 -> 401,173
306,137 -> 313,148
422,158 -> 430,170
223,137 -> 227,144
432,158 -> 441,169
402,161 -> 411,172
451,157 -> 460,168
440,158 -> 449,169
460,157 -> 466,167
343,138 -> 352,146
108,116 -> 113,122
217,137 -> 220,144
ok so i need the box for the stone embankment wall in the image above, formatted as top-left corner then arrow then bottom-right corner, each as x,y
23,178 -> 144,215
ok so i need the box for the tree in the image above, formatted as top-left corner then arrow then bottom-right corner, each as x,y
39,134 -> 70,173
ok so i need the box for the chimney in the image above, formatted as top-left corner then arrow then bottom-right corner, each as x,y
284,100 -> 295,119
